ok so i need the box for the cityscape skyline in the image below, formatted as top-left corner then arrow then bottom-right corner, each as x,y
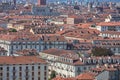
0,0 -> 120,80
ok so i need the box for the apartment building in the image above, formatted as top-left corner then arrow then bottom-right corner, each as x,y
0,56 -> 48,80
0,34 -> 67,56
52,64 -> 120,80
99,31 -> 120,38
40,48 -> 120,78
105,14 -> 120,22
31,5 -> 60,16
40,49 -> 96,78
92,38 -> 120,55
30,26 -> 61,34
96,22 -> 120,32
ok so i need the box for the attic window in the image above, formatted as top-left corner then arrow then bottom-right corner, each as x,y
81,31 -> 83,33
56,38 -> 59,41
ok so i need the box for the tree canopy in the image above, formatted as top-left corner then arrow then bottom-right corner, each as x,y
50,70 -> 56,80
91,47 -> 114,56
9,28 -> 17,32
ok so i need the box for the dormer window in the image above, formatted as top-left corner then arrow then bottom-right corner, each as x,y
108,59 -> 111,63
56,38 -> 59,41
112,59 -> 116,63
102,59 -> 106,63
88,60 -> 91,64
93,59 -> 96,63
70,60 -> 73,63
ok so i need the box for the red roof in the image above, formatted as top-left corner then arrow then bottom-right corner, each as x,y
0,56 -> 47,64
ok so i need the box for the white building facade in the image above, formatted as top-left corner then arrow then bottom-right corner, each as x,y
96,22 -> 120,32
40,49 -> 96,78
0,34 -> 67,56
0,56 -> 48,80
40,49 -> 120,78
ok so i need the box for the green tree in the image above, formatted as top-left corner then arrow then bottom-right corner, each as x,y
9,28 -> 17,32
50,70 -> 56,80
91,47 -> 113,56
91,25 -> 96,27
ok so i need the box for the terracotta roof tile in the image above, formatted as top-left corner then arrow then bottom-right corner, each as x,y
0,56 -> 47,64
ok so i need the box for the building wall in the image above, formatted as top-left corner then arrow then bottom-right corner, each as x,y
96,71 -> 109,80
40,52 -> 96,78
92,40 -> 120,55
0,63 -> 48,80
0,40 -> 67,56
99,33 -> 120,38
67,18 -> 74,24
38,0 -> 46,5
96,26 -> 120,32
75,65 -> 96,76
7,23 -> 25,31
32,6 -> 60,16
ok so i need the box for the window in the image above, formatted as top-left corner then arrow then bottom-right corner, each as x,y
7,78 -> 9,80
38,66 -> 40,69
38,77 -> 40,80
19,67 -> 22,71
44,72 -> 47,76
19,72 -> 22,77
7,73 -> 9,77
0,73 -> 2,76
32,66 -> 34,70
16,45 -> 18,48
13,72 -> 15,76
84,67 -> 86,70
13,67 -> 15,70
25,44 -> 27,48
26,72 -> 28,76
7,67 -> 9,71
32,72 -> 34,76
0,67 -> 3,70
44,77 -> 46,80
26,78 -> 28,80
26,66 -> 28,69
38,72 -> 40,75
44,66 -> 47,70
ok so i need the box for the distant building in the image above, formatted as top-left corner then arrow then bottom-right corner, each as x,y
88,2 -> 93,12
67,17 -> 84,24
0,34 -> 67,55
0,2 -> 15,11
40,49 -> 95,78
38,0 -> 46,6
105,14 -> 120,22
40,48 -> 120,78
76,64 -> 120,80
0,56 -> 48,80
30,26 -> 61,34
31,5 -> 60,16
96,22 -> 120,32
99,31 -> 120,38
92,38 -> 120,55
